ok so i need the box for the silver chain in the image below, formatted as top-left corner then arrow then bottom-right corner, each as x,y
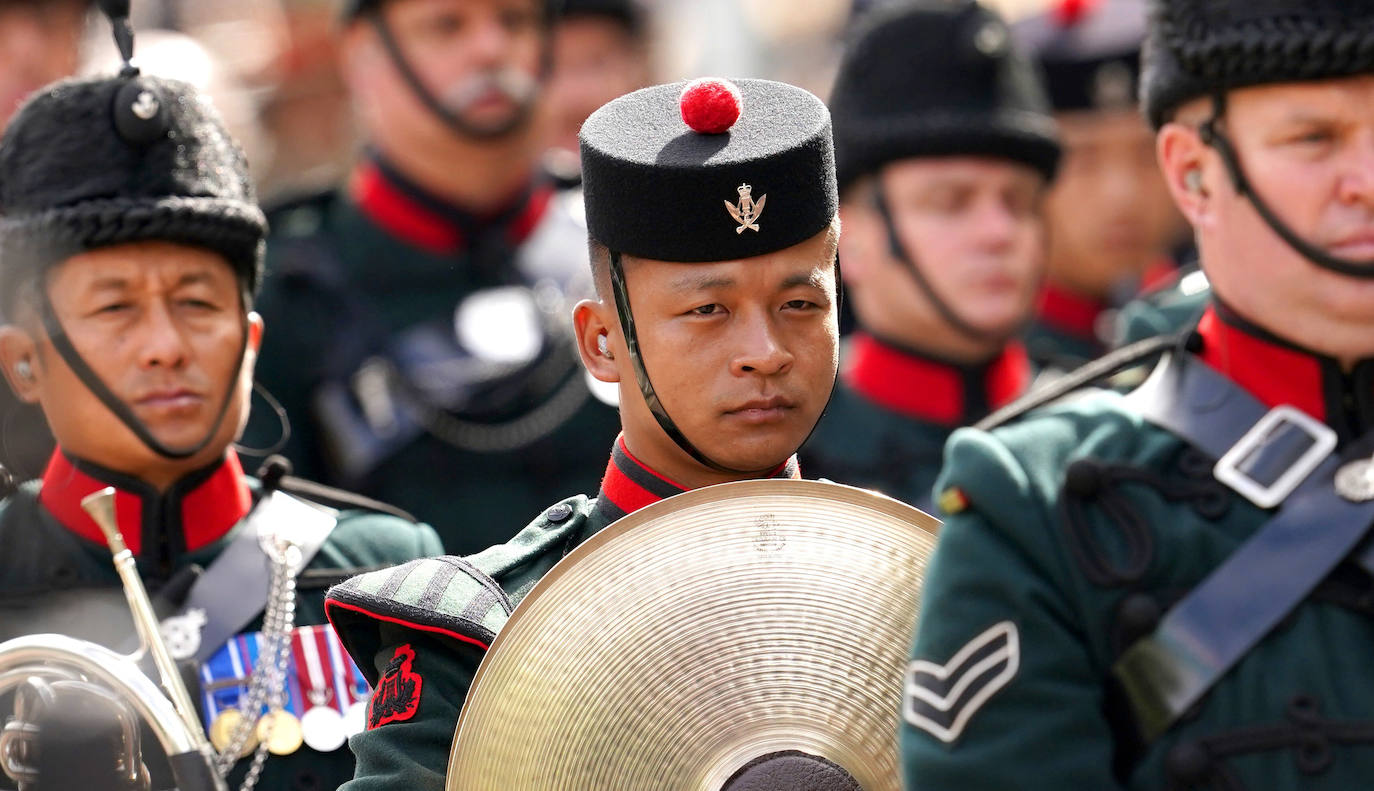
213,536 -> 300,791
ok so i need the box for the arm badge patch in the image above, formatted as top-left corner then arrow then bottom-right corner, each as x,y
367,644 -> 423,729
903,621 -> 1019,744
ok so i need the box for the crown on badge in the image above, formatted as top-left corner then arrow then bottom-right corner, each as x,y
725,182 -> 765,234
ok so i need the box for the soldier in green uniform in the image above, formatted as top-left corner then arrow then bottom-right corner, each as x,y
322,76 -> 842,790
0,11 -> 440,789
245,0 -> 621,554
801,1 -> 1059,511
1015,0 -> 1187,372
902,0 -> 1374,788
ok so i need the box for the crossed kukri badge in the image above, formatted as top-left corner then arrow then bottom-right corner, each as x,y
725,183 -> 766,233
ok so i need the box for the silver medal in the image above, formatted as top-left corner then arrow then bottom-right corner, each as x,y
1335,458 -> 1374,502
301,705 -> 348,752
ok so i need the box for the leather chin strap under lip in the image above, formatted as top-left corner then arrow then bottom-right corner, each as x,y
1200,91 -> 1374,280
869,181 -> 1036,347
606,248 -> 840,476
37,289 -> 250,461
366,11 -> 546,143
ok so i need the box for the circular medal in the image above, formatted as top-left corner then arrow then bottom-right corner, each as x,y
1335,458 -> 1374,502
300,706 -> 348,753
343,701 -> 368,737
209,710 -> 258,758
256,710 -> 305,756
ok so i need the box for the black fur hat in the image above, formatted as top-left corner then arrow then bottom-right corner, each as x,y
1142,0 -> 1374,128
829,0 -> 1061,191
0,74 -> 266,308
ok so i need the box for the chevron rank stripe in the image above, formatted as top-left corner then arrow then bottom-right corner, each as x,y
903,621 -> 1019,744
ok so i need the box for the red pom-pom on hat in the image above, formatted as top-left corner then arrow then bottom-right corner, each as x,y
679,78 -> 742,134
1053,0 -> 1100,27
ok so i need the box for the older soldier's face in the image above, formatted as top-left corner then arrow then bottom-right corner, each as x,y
844,157 -> 1046,348
1,242 -> 262,489
1172,75 -> 1374,362
346,0 -> 545,141
606,230 -> 839,481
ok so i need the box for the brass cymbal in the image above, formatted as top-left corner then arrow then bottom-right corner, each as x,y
447,479 -> 940,790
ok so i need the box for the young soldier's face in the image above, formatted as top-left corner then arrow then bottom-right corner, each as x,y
843,157 -> 1045,345
1174,75 -> 1374,360
1044,110 -> 1183,297
344,0 -> 545,141
2,241 -> 261,486
613,230 -> 839,477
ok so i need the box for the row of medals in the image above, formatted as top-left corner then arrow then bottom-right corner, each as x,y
208,697 -> 367,757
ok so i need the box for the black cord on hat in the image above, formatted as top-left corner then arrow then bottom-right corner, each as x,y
97,0 -> 139,76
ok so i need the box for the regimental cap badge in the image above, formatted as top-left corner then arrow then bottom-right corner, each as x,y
725,183 -> 766,234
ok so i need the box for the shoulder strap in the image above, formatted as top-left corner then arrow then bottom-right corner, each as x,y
1112,353 -> 1374,742
975,333 -> 1182,432
182,491 -> 338,663
276,474 -> 418,523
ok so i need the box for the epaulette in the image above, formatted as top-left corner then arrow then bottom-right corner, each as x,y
975,333 -> 1188,433
466,495 -> 592,581
325,556 -> 512,686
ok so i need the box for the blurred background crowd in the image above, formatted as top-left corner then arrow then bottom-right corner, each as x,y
0,0 -> 1196,553
2,0 -> 1057,202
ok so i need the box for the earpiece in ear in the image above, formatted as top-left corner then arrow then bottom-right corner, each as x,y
1185,168 -> 1203,194
597,334 -> 614,360
14,360 -> 32,382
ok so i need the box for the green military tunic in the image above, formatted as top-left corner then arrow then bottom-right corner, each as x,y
323,438 -> 802,790
901,305 -> 1374,790
802,333 -> 1030,511
1026,282 -> 1114,372
246,153 -> 621,554
0,449 -> 442,791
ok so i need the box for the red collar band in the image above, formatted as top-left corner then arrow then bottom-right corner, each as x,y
1036,282 -> 1106,339
845,333 -> 1031,426
39,450 -> 252,559
595,435 -> 801,522
1194,304 -> 1374,442
349,154 -> 553,256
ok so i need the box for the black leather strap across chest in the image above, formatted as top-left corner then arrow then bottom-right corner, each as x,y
1115,353 -> 1374,742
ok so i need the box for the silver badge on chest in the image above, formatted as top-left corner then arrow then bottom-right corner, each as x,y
1336,456 -> 1374,502
159,607 -> 208,661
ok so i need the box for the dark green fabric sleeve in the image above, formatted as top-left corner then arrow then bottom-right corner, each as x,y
901,427 -> 1123,790
341,630 -> 484,791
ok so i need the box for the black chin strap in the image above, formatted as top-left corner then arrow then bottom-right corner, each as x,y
607,249 -> 839,476
38,291 -> 250,460
367,11 -> 543,143
870,183 -> 1031,345
1201,92 -> 1374,280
